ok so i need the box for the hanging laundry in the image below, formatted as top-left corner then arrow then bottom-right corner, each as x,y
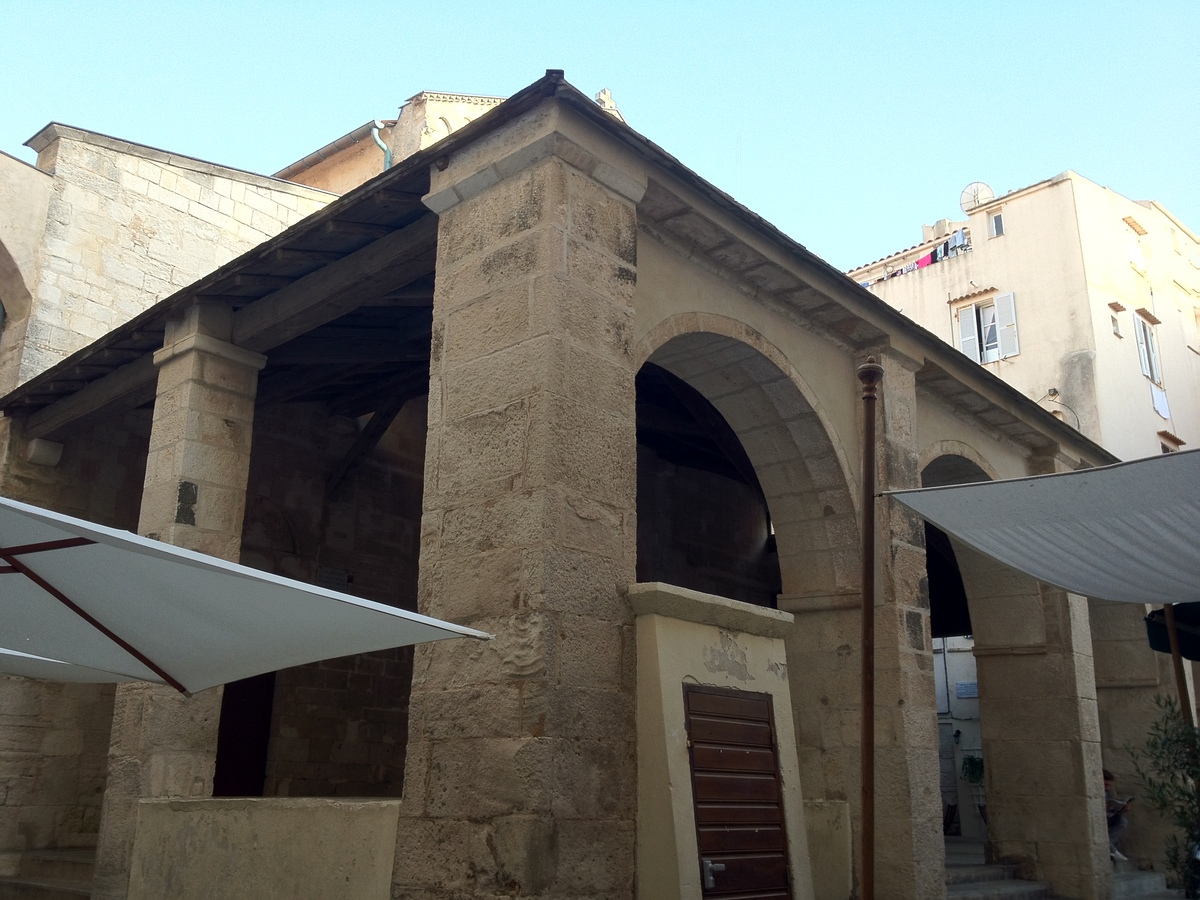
917,253 -> 932,268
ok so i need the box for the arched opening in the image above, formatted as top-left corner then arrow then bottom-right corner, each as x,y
638,327 -> 858,606
637,326 -> 863,815
921,455 -> 989,841
635,362 -> 780,606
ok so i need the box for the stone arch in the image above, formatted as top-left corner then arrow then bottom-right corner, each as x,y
0,235 -> 32,323
636,314 -> 859,601
919,440 -> 1000,485
0,237 -> 34,392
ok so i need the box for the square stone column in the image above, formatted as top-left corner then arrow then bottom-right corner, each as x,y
394,107 -> 645,898
1091,597 -> 1189,869
870,351 -> 946,899
957,545 -> 1110,900
93,302 -> 265,900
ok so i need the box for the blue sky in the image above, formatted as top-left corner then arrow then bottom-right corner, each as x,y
2,1 -> 1196,271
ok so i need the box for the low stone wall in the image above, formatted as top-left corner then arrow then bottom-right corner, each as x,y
127,797 -> 400,899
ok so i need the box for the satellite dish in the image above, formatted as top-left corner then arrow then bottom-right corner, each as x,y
960,182 -> 995,213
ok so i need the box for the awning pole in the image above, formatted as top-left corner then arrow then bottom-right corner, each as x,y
857,356 -> 883,900
1163,603 -> 1195,728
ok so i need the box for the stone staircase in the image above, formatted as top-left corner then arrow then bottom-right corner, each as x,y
945,838 -> 1179,899
0,850 -> 94,899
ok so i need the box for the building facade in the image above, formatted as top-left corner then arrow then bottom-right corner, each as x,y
849,172 -> 1200,461
0,74 -> 1182,900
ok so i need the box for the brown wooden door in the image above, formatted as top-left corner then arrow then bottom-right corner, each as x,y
684,684 -> 792,899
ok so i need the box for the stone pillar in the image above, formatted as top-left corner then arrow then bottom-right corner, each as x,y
783,351 -> 943,900
1091,597 -> 1185,869
92,302 -> 265,900
870,351 -> 946,899
394,108 -> 644,898
957,545 -> 1109,900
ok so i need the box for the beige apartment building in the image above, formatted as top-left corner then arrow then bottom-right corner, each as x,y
849,172 -> 1200,461
0,74 -> 1186,900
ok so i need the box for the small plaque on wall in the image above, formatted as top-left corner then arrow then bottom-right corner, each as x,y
317,566 -> 349,589
955,681 -> 979,699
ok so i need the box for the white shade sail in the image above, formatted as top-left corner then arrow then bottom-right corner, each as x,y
0,495 -> 490,693
0,646 -> 141,683
886,450 -> 1200,607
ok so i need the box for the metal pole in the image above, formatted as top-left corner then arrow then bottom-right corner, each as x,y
857,356 -> 883,900
1164,604 -> 1195,728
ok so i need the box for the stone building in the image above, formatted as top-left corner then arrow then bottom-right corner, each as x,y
0,71 -> 1178,899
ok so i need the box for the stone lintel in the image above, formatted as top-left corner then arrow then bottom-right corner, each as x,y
425,104 -> 648,215
627,582 -> 793,639
153,332 -> 267,372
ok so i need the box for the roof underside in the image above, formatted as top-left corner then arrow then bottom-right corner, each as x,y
0,72 -> 1115,468
1,154 -> 439,433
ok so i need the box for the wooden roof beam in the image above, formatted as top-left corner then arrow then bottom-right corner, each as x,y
233,214 -> 438,353
22,355 -> 158,441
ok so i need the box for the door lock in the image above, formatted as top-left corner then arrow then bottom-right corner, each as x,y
701,858 -> 726,890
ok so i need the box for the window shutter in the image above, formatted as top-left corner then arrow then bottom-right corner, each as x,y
1146,323 -> 1163,384
995,292 -> 1019,358
1134,318 -> 1152,378
957,307 -> 980,362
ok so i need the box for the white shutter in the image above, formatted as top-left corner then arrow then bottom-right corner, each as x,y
957,306 -> 980,362
995,292 -> 1019,358
1134,318 -> 1152,378
1146,324 -> 1162,384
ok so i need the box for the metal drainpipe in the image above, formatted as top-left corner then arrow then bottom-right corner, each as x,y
370,120 -> 392,171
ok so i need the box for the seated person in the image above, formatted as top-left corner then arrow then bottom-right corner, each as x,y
1104,769 -> 1132,860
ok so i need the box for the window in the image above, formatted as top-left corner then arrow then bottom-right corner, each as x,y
1133,314 -> 1163,384
988,212 -> 1004,238
957,292 -> 1019,363
1159,430 -> 1185,454
1111,315 -> 1121,337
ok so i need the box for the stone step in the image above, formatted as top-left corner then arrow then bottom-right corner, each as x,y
0,875 -> 91,900
945,879 -> 1052,900
18,852 -> 94,884
946,863 -> 1019,885
1113,870 -> 1174,899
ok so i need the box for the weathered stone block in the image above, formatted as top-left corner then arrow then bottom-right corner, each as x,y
434,226 -> 566,312
557,614 -> 625,687
549,818 -> 634,895
528,274 -> 635,364
566,168 -> 637,264
489,814 -> 559,894
549,738 -> 635,819
436,161 -> 568,268
425,737 -> 553,818
443,281 -> 532,364
415,611 -> 555,689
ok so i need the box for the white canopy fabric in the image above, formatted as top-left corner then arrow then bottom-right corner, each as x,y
0,495 -> 489,693
886,449 -> 1200,607
0,646 -> 141,684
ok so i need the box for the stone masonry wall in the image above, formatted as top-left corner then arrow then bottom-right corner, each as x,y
396,115 -> 644,898
239,401 -> 426,797
12,127 -> 332,387
0,411 -> 151,856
